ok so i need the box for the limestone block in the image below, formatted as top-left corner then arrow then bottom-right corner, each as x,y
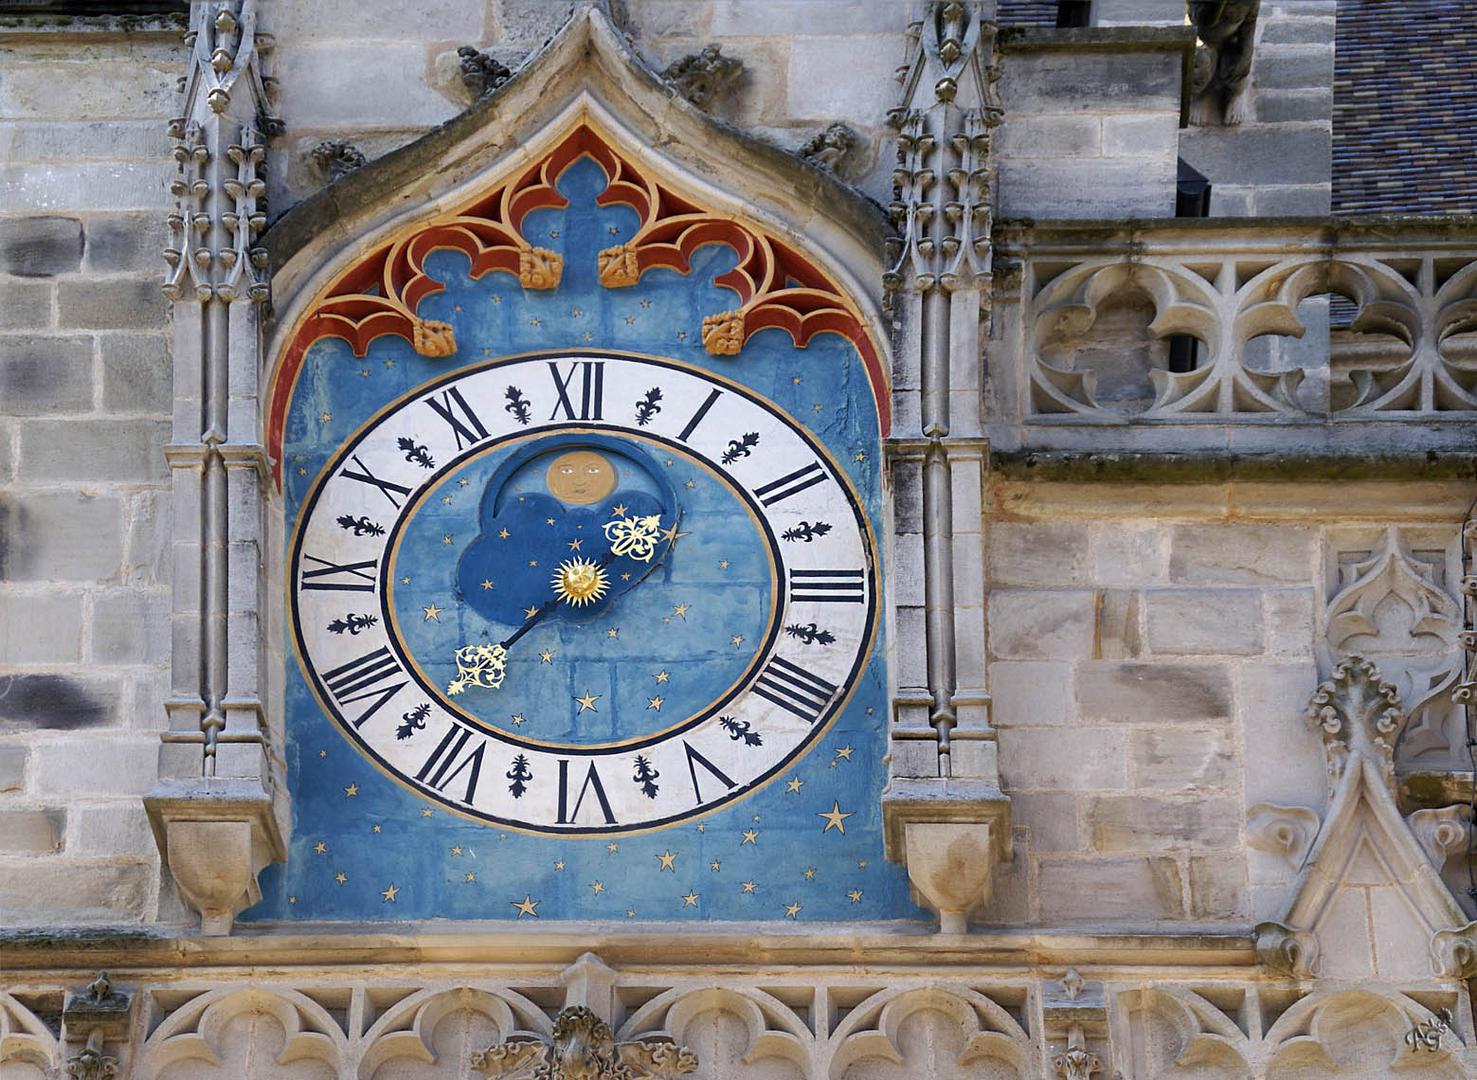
124,490 -> 169,585
1129,727 -> 1236,791
0,216 -> 83,277
1252,183 -> 1331,215
91,589 -> 170,665
0,592 -> 83,663
1188,854 -> 1247,919
988,660 -> 1072,726
18,418 -> 169,482
987,522 -> 1091,586
57,276 -> 164,330
1086,794 -> 1241,852
1255,46 -> 1334,90
988,589 -> 1096,659
1075,661 -> 1232,722
1094,589 -> 1141,660
1,119 -> 163,163
273,43 -> 460,129
31,737 -> 157,797
0,673 -> 115,730
1093,0 -> 1188,26
0,424 -> 10,482
997,727 -> 1128,791
1256,89 -> 1331,122
0,491 -> 125,582
65,803 -> 156,858
1263,588 -> 1315,658
0,334 -> 93,416
711,0 -> 902,35
1002,48 -> 1182,112
101,334 -> 170,415
1237,662 -> 1326,806
1038,856 -> 1184,922
1168,524 -> 1313,585
997,115 -> 1102,159
0,57 -> 177,120
0,281 -> 51,330
1145,589 -> 1263,655
272,0 -> 483,41
998,158 -> 1176,218
0,808 -> 62,854
1010,791 -> 1081,852
84,212 -> 169,274
785,35 -> 899,122
1089,522 -> 1168,586
1100,113 -> 1178,158
0,859 -> 149,922
1178,125 -> 1331,187
0,745 -> 26,792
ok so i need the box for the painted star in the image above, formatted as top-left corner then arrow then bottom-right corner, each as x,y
659,522 -> 690,546
319,411 -> 332,423
785,776 -> 804,794
626,908 -> 637,917
647,696 -> 664,712
854,451 -> 867,463
812,404 -> 823,413
450,845 -> 463,856
610,503 -> 628,517
581,331 -> 594,342
858,859 -> 869,869
546,517 -> 557,526
673,603 -> 690,620
511,713 -> 526,725
466,872 -> 477,883
718,560 -> 729,570
803,867 -> 817,880
529,318 -> 541,327
313,841 -> 327,854
741,880 -> 757,894
818,801 -> 854,834
575,692 -> 600,714
681,891 -> 699,907
606,841 -> 620,854
741,829 -> 759,846
384,358 -> 396,369
620,572 -> 632,581
359,369 -> 370,378
372,824 -> 382,833
730,635 -> 745,648
695,824 -> 706,833
319,749 -> 327,758
458,478 -> 470,487
590,880 -> 606,895
784,902 -> 802,919
524,605 -> 541,620
335,872 -> 347,884
381,884 -> 399,902
624,315 -> 636,325
607,627 -> 619,639
676,330 -> 688,341
684,479 -> 696,489
653,670 -> 670,683
441,534 -> 453,546
792,375 -> 802,385
568,537 -> 584,552
422,603 -> 443,622
554,859 -> 566,871
481,579 -> 494,590
570,307 -> 583,317
834,745 -> 855,762
656,850 -> 678,871
454,304 -> 463,312
344,784 -> 358,797
527,559 -> 539,568
441,495 -> 453,505
289,896 -> 297,904
539,649 -> 554,663
491,294 -> 503,303
297,466 -> 307,476
401,576 -> 411,585
511,895 -> 540,918
421,808 -> 434,817
710,859 -> 722,872
849,889 -> 864,903
498,528 -> 510,540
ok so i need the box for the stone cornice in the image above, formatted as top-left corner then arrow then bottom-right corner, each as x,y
989,450 -> 1477,483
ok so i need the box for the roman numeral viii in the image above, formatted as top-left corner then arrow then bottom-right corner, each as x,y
322,646 -> 405,727
789,568 -> 865,603
300,554 -> 377,593
548,361 -> 605,421
752,657 -> 837,723
754,461 -> 827,506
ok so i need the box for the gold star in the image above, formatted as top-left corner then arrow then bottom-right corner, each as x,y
640,298 -> 652,309
313,841 -> 327,854
384,358 -> 396,368
610,503 -> 628,517
673,603 -> 690,620
849,889 -> 863,903
741,829 -> 759,845
454,304 -> 463,312
677,330 -> 687,341
624,315 -> 636,325
812,404 -> 822,413
372,824 -> 382,833
741,880 -> 757,894
784,902 -> 801,919
853,451 -> 866,463
570,306 -> 583,317
491,294 -> 503,303
554,859 -> 566,871
546,517 -> 556,526
422,807 -> 434,817
319,749 -> 327,757
441,495 -> 453,505
710,859 -> 721,871
441,534 -> 453,546
550,229 -> 560,239
681,891 -> 699,907
319,411 -> 332,423
498,528 -> 510,539
718,560 -> 729,570
582,331 -> 594,342
289,895 -> 297,904
647,696 -> 664,711
785,776 -> 804,794
695,824 -> 706,833
458,477 -> 470,487
818,801 -> 854,834
607,627 -> 619,639
803,867 -> 816,880
359,369 -> 370,377
381,884 -> 399,902
335,872 -> 347,884
297,466 -> 307,476
606,841 -> 619,854
401,576 -> 411,585
653,670 -> 670,683
590,880 -> 606,894
792,375 -> 802,385
657,850 -> 678,871
422,603 -> 443,622
482,579 -> 494,590
528,559 -> 538,568
834,745 -> 854,762
512,895 -> 539,918
684,479 -> 696,489
529,318 -> 541,327
524,605 -> 541,619
450,845 -> 463,856
858,859 -> 869,869
466,872 -> 477,882
344,784 -> 358,797
511,713 -> 526,725
730,635 -> 745,648
575,691 -> 600,713
620,572 -> 631,581
626,908 -> 637,917
659,522 -> 690,546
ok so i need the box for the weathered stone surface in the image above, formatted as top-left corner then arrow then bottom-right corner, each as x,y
64,803 -> 155,858
0,860 -> 149,921
987,522 -> 1091,586
1086,794 -> 1241,852
988,589 -> 1096,659
0,593 -> 83,663
1144,589 -> 1263,655
0,334 -> 92,415
0,280 -> 50,330
1100,113 -> 1178,158
1189,853 -> 1247,919
1090,523 -> 1167,586
0,163 -> 168,213
0,491 -> 123,582
0,809 -> 63,854
1253,183 -> 1331,215
988,660 -> 1073,726
998,158 -> 1177,218
1263,588 -> 1315,658
1002,49 -> 1182,112
786,35 -> 899,121
0,215 -> 83,276
0,58 -> 178,121
997,726 -> 1128,791
1129,728 -> 1236,791
1237,661 -> 1326,807
1038,856 -> 1184,922
1168,524 -> 1312,585
0,746 -> 25,793
101,333 -> 169,414
57,276 -> 164,330
18,418 -> 169,482
84,212 -> 168,274
1076,661 -> 1232,722
0,674 -> 115,730
273,0 -> 483,41
1254,47 -> 1334,90
274,43 -> 460,128
1179,125 -> 1331,186
91,589 -> 169,664
1256,89 -> 1332,123
30,737 -> 156,796
1010,791 -> 1080,853
997,115 -> 1102,159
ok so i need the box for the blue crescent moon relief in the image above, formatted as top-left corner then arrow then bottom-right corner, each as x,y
455,435 -> 680,625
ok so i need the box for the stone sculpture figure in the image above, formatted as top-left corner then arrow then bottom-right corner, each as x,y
470,1005 -> 697,1079
661,44 -> 743,109
310,139 -> 367,181
1187,0 -> 1260,125
800,122 -> 858,174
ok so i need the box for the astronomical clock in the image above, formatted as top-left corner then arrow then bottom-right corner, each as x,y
253,123 -> 913,922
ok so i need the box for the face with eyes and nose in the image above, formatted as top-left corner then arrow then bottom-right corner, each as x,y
545,449 -> 618,505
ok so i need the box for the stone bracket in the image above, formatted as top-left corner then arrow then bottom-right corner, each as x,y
883,779 -> 1011,933
144,782 -> 285,936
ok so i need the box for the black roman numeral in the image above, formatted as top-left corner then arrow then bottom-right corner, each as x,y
301,554 -> 378,593
556,759 -> 616,825
340,454 -> 413,508
548,361 -> 605,421
752,657 -> 837,723
789,569 -> 866,603
323,646 -> 406,727
677,387 -> 722,442
683,741 -> 737,804
415,724 -> 486,803
754,461 -> 827,506
425,386 -> 490,451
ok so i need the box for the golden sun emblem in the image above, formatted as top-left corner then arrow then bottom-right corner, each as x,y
551,557 -> 610,606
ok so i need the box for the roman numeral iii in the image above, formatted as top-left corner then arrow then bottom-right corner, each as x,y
754,461 -> 827,506
789,568 -> 865,603
548,361 -> 605,421
752,657 -> 838,723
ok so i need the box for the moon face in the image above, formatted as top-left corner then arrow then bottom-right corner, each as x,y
546,450 -> 618,505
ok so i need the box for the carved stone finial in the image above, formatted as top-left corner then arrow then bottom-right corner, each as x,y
799,122 -> 858,175
310,139 -> 367,182
471,1004 -> 697,1079
662,44 -> 743,109
66,1045 -> 118,1080
1306,655 -> 1406,795
1254,920 -> 1318,977
1052,1034 -> 1101,1080
1187,0 -> 1260,125
86,972 -> 112,1003
459,46 -> 513,98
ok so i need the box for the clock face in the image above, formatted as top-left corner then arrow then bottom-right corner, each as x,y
291,351 -> 878,834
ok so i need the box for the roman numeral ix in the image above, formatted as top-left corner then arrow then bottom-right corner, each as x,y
789,568 -> 866,604
752,657 -> 838,723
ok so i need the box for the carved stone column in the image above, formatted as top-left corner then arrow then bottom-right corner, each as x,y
881,0 -> 1010,932
145,0 -> 284,935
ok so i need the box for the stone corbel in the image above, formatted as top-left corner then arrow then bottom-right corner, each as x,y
144,784 -> 284,935
1431,921 -> 1477,979
1407,805 -> 1473,871
882,780 -> 1011,933
1253,921 -> 1318,977
1246,803 -> 1321,870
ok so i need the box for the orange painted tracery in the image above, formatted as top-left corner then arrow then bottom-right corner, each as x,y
268,123 -> 888,485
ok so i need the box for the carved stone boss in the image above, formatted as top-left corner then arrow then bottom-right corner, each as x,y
148,0 -> 285,936
880,0 -> 1010,933
471,1005 -> 697,1080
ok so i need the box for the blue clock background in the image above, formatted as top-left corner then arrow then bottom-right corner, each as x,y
248,158 -> 922,924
